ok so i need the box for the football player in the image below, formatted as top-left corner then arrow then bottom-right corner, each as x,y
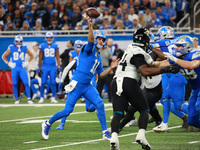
110,28 -> 179,150
2,35 -> 34,104
41,15 -> 120,140
38,31 -> 60,103
162,36 -> 200,128
153,26 -> 188,132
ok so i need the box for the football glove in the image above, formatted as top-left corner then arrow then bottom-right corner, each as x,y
160,65 -> 180,74
163,52 -> 177,63
56,67 -> 60,75
8,62 -> 16,69
22,62 -> 29,68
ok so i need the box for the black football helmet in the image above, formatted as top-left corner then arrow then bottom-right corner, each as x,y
132,28 -> 150,51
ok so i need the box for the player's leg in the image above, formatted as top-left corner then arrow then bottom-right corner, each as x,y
50,67 -> 57,103
30,79 -> 39,100
42,86 -> 82,139
85,99 -> 96,112
20,68 -> 32,102
11,68 -> 20,103
39,67 -> 49,103
83,84 -> 111,140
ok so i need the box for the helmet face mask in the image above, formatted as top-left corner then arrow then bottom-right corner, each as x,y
132,28 -> 150,52
94,30 -> 106,49
14,35 -> 23,48
175,36 -> 193,57
74,40 -> 83,51
45,31 -> 54,44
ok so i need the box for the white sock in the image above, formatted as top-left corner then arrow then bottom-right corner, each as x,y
103,130 -> 107,134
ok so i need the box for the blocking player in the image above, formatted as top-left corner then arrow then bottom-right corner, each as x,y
38,31 -> 60,104
2,35 -> 34,104
41,15 -> 120,140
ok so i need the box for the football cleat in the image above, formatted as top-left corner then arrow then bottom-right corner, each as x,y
28,100 -> 34,104
32,94 -> 38,100
38,97 -> 44,103
153,122 -> 168,132
125,118 -> 137,127
51,97 -> 58,103
15,100 -> 20,104
56,123 -> 65,130
110,132 -> 119,150
41,121 -> 51,140
136,131 -> 151,150
102,131 -> 111,140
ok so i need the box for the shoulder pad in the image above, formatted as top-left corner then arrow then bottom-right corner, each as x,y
192,51 -> 200,60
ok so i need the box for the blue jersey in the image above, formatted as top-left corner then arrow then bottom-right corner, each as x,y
39,43 -> 58,66
69,50 -> 79,59
72,42 -> 104,84
154,38 -> 178,53
9,44 -> 27,66
179,50 -> 200,90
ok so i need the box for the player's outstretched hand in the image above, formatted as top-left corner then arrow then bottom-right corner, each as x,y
110,58 -> 120,69
163,52 -> 177,62
8,62 -> 16,69
86,14 -> 93,27
160,65 -> 180,74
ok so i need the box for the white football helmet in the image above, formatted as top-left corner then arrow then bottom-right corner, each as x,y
74,40 -> 83,51
45,31 -> 54,44
14,35 -> 23,48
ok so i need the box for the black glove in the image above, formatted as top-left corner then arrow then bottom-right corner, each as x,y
160,65 -> 180,74
56,67 -> 60,75
38,69 -> 43,76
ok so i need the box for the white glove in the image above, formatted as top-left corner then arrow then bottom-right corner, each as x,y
8,62 -> 16,69
22,62 -> 29,68
163,52 -> 177,63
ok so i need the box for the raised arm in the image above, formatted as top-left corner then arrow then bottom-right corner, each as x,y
86,14 -> 94,43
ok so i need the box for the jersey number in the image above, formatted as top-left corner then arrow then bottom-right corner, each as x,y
90,59 -> 100,74
119,54 -> 127,71
44,48 -> 55,57
180,69 -> 197,80
13,52 -> 24,60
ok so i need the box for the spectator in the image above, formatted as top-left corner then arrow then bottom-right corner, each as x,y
4,21 -> 18,34
123,12 -> 132,29
24,12 -> 34,28
71,6 -> 82,29
65,0 -> 73,12
103,7 -> 111,21
2,0 -> 11,12
162,0 -> 177,27
99,18 -> 113,33
47,18 -> 62,31
32,18 -> 44,35
175,0 -> 187,23
113,19 -> 126,34
138,10 -> 146,27
193,37 -> 200,50
51,10 -> 59,22
150,0 -> 159,12
143,7 -> 151,24
30,2 -> 37,15
140,0 -> 150,10
128,8 -> 138,22
0,8 -> 5,22
146,11 -> 162,28
132,17 -> 142,30
106,38 -> 115,56
134,0 -> 141,14
5,3 -> 14,18
112,43 -> 123,61
53,0 -> 60,10
156,6 -> 169,26
97,1 -> 106,14
88,0 -> 99,8
58,4 -> 67,19
68,3 -> 76,18
110,11 -> 117,28
59,13 -> 72,30
108,2 -> 116,13
34,0 -> 50,28
128,0 -> 134,9
20,20 -> 31,35
19,4 -> 26,17
13,8 -> 23,30
47,2 -> 54,18
122,2 -> 129,14
116,7 -> 123,20
81,2 -> 89,12
14,0 -> 21,9
0,20 -> 4,31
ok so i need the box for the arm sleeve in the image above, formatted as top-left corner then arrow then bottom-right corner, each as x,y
96,60 -> 104,75
130,54 -> 147,69
83,42 -> 95,53
60,59 -> 76,82
149,51 -> 158,61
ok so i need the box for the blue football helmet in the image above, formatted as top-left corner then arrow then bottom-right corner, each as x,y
74,40 -> 83,51
94,30 -> 106,49
149,32 -> 154,43
14,35 -> 23,48
157,26 -> 175,40
45,31 -> 54,44
174,35 -> 193,57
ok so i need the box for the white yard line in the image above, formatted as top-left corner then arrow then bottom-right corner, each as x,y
0,108 -> 113,123
24,141 -> 38,144
31,126 -> 181,150
189,141 -> 200,144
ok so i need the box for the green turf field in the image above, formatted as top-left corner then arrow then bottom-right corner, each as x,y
0,97 -> 200,150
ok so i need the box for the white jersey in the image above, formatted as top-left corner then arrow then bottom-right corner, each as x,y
114,44 -> 153,82
141,75 -> 161,89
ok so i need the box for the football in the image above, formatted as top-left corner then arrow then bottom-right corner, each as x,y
86,7 -> 100,18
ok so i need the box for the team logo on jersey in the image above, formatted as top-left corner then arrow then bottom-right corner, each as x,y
95,52 -> 97,57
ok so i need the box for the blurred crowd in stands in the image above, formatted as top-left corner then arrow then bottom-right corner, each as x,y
0,0 -> 193,33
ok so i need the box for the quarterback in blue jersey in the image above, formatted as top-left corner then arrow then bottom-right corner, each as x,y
56,56 -> 97,130
41,15 -> 120,140
38,31 -> 60,104
153,26 -> 188,132
163,36 -> 200,128
2,35 -> 34,104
